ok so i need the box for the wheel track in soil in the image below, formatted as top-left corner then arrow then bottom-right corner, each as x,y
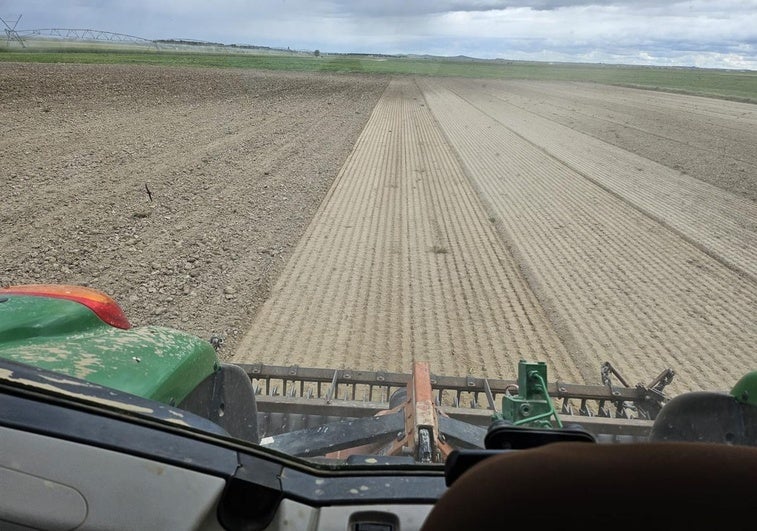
506,80 -> 757,137
231,78 -> 579,382
476,80 -> 757,204
441,78 -> 757,282
489,83 -> 757,167
418,78 -> 757,395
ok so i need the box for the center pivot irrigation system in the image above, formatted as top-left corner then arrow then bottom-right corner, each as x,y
1,15 -> 157,49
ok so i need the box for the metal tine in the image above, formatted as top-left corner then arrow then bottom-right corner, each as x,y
324,370 -> 338,402
616,402 -> 632,419
271,384 -> 279,397
483,379 -> 496,411
579,398 -> 593,416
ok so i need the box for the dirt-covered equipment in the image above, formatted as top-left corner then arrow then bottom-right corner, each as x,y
2,284 -> 756,468
242,358 -> 675,463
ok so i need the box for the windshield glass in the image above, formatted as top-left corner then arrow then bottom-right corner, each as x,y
1,1 -> 755,467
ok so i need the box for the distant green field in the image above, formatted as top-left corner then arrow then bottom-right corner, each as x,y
2,46 -> 756,103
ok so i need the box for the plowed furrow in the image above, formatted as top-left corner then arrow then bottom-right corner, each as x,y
232,79 -> 577,382
419,79 -> 757,395
444,79 -> 757,282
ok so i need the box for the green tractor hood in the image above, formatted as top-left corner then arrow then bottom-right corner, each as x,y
0,291 -> 219,406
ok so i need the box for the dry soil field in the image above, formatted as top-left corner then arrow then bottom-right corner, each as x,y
1,62 -> 387,351
3,63 -> 756,396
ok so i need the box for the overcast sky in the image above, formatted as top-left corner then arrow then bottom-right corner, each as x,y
2,1 -> 756,69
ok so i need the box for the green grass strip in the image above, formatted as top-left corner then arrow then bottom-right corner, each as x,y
2,49 -> 755,103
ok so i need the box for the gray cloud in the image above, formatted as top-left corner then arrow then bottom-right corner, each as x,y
2,0 -> 755,69
312,0 -> 677,17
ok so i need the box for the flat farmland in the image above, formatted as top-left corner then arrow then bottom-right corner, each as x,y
2,63 -> 755,396
231,77 -> 757,396
0,62 -> 388,350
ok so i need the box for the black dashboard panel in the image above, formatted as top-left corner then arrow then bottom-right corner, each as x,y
0,362 -> 447,530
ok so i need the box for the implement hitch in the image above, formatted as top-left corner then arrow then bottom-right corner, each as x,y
244,359 -> 674,461
485,360 -> 595,450
259,362 -> 484,463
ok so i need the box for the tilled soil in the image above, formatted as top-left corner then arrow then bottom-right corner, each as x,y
0,63 -> 388,352
231,78 -> 581,383
418,78 -> 757,394
478,80 -> 757,202
233,77 -> 757,395
3,63 -> 756,396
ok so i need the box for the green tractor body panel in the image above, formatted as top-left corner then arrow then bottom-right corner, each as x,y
0,295 -> 218,405
731,371 -> 757,407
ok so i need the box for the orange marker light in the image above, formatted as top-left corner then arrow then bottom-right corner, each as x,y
0,284 -> 131,330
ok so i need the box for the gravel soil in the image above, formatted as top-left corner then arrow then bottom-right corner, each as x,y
0,62 -> 388,354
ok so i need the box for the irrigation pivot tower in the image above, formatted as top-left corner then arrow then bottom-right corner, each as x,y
1,14 -> 26,47
1,15 -> 156,49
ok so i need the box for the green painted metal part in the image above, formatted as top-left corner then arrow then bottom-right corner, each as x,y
0,295 -> 219,406
731,371 -> 757,407
494,360 -> 562,428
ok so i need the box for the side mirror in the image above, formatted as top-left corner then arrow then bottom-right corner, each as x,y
179,363 -> 259,443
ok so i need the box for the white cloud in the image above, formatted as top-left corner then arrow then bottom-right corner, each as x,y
3,0 -> 756,68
